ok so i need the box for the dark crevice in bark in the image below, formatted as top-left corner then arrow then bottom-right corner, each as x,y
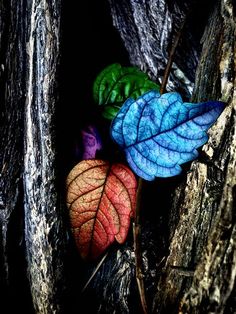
0,0 -> 32,312
0,0 -> 26,281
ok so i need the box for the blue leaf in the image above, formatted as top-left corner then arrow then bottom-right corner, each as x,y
111,91 -> 225,181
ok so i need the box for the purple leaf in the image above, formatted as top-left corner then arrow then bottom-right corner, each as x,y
82,125 -> 102,159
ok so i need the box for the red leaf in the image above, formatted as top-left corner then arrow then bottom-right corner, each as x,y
66,160 -> 137,259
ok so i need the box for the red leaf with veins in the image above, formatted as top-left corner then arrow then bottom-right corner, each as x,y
66,159 -> 137,259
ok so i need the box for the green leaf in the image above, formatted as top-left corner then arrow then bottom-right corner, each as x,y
93,63 -> 160,120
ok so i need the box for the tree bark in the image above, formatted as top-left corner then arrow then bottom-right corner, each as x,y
0,0 -> 25,290
0,1 -> 64,313
154,2 -> 236,313
108,0 -> 202,98
24,1 -> 65,313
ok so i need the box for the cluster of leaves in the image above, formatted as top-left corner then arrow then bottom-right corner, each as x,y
66,63 -> 225,260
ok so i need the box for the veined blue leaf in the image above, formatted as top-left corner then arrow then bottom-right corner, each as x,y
111,91 -> 225,181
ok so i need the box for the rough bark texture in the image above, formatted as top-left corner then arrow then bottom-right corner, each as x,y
153,1 -> 236,312
0,1 -> 64,313
24,1 -> 64,313
0,0 -> 25,287
178,2 -> 236,312
108,0 -> 207,98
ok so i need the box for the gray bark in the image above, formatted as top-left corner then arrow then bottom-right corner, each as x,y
24,1 -> 64,313
0,0 -> 25,282
154,1 -> 236,312
0,1 -> 64,313
108,0 -> 201,98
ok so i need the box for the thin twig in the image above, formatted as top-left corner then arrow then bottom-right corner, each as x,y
133,13 -> 189,314
81,252 -> 108,293
133,178 -> 148,314
160,18 -> 187,94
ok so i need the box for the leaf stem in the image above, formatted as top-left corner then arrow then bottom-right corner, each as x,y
133,11 -> 190,314
81,252 -> 108,293
160,17 -> 187,94
133,178 -> 148,314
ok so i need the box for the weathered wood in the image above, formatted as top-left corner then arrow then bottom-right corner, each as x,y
0,1 -> 65,312
0,0 -> 25,283
108,0 -> 201,98
178,1 -> 236,312
153,1 -> 236,312
23,1 -> 65,313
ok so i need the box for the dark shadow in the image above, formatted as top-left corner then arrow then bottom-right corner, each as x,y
57,0 -> 129,313
58,0 -> 129,176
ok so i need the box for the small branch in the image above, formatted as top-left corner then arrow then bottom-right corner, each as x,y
160,17 -> 187,94
81,252 -> 108,293
133,178 -> 148,314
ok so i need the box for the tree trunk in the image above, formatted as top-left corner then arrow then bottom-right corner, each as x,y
0,1 -> 65,313
24,1 -> 65,313
0,0 -> 26,308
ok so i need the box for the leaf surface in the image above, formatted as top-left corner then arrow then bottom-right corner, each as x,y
93,63 -> 160,119
81,125 -> 102,159
111,91 -> 225,180
66,160 -> 137,259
